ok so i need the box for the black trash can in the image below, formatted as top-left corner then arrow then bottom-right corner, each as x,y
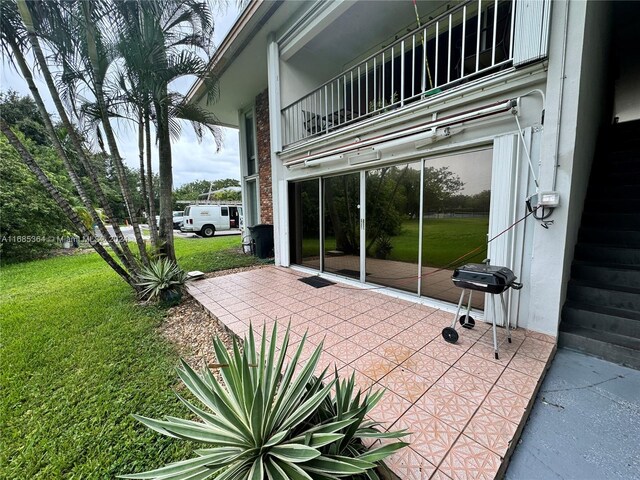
248,224 -> 274,259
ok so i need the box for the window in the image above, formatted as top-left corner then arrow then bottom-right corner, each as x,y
246,180 -> 258,226
221,206 -> 229,217
245,113 -> 257,176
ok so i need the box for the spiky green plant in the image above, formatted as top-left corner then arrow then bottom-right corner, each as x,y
136,257 -> 187,302
120,324 -> 408,479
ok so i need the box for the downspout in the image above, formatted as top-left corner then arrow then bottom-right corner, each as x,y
552,0 -> 570,191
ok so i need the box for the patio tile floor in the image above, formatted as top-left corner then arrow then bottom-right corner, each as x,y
188,267 -> 556,479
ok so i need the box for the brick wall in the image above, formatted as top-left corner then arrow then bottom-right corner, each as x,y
255,89 -> 273,224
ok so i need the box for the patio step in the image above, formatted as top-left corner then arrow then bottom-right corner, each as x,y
559,324 -> 640,370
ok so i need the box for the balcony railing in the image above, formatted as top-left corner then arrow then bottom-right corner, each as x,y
282,0 -> 515,148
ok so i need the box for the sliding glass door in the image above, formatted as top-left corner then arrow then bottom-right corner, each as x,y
287,147 -> 492,309
365,162 -> 422,293
288,179 -> 320,269
421,149 -> 492,308
323,173 -> 361,280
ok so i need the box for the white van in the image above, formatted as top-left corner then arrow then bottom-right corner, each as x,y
180,204 -> 242,237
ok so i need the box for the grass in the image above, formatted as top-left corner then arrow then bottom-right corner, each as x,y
300,217 -> 489,267
0,236 -> 257,479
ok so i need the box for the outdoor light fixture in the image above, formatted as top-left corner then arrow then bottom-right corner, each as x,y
537,191 -> 560,208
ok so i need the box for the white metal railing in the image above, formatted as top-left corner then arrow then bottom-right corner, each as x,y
281,0 -> 515,148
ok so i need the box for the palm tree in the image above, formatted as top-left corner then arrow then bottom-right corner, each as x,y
2,0 -> 141,273
112,0 -> 222,261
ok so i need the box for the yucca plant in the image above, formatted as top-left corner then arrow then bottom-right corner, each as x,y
121,324 -> 408,479
136,257 -> 188,304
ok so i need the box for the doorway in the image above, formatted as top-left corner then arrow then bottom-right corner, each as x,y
287,148 -> 493,306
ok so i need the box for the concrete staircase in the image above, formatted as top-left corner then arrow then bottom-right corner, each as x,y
560,120 -> 640,369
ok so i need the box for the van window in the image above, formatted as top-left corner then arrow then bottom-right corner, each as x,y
221,207 -> 229,216
184,206 -> 190,216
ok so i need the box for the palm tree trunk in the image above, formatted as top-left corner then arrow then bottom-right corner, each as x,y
15,0 -> 140,272
155,95 -> 176,262
137,111 -> 152,244
78,0 -> 150,266
0,119 -> 136,289
5,32 -> 138,274
144,108 -> 159,247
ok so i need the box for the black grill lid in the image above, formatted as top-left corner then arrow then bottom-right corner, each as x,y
452,263 -> 519,294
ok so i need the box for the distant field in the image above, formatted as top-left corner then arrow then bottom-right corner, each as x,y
299,217 -> 489,267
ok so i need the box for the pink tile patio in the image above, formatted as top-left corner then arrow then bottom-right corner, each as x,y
188,266 -> 556,479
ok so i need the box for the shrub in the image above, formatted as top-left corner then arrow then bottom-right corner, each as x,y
136,258 -> 188,304
121,324 -> 408,479
374,234 -> 394,260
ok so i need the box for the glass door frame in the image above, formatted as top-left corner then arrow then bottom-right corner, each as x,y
290,145 -> 492,302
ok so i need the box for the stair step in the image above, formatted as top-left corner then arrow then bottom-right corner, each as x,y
559,324 -> 640,369
583,198 -> 640,213
581,212 -> 640,230
574,243 -> 640,264
588,185 -> 640,199
605,170 -> 640,183
571,262 -> 640,289
562,303 -> 640,339
578,227 -> 640,248
567,281 -> 640,311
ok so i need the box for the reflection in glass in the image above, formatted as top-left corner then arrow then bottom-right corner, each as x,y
421,149 -> 492,308
288,180 -> 320,269
365,162 -> 421,293
323,173 -> 360,279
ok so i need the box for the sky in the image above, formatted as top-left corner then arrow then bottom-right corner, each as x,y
0,3 -> 242,188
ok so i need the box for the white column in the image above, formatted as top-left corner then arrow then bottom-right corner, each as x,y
267,33 -> 287,266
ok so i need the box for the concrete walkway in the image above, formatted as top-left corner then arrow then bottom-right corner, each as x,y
506,349 -> 640,480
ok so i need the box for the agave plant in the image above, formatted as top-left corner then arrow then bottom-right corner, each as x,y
136,257 -> 188,303
121,324 -> 408,479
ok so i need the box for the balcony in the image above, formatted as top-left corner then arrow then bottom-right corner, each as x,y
281,0 -> 515,148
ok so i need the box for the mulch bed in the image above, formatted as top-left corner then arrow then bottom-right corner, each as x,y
158,266 -> 266,375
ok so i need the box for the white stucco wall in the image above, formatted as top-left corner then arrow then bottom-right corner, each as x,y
526,0 -> 612,335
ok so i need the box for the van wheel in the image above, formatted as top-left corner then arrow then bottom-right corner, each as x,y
201,225 -> 215,238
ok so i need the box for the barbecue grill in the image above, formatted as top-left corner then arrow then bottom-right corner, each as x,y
442,263 -> 522,359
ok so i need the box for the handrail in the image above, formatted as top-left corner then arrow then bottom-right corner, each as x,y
294,0 -> 475,104
281,0 -> 515,148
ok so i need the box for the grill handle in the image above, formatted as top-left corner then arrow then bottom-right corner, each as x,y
511,282 -> 523,290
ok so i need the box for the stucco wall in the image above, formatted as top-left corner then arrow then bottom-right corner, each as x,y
526,0 -> 612,335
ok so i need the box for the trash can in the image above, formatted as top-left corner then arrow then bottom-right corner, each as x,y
248,224 -> 274,259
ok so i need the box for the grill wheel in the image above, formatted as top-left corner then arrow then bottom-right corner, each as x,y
459,315 -> 475,329
442,327 -> 459,344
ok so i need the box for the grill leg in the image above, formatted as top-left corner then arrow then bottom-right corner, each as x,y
452,289 -> 466,329
465,290 -> 473,324
500,292 -> 512,343
491,294 -> 499,360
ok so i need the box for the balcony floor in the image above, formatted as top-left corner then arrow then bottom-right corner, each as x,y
188,266 -> 556,479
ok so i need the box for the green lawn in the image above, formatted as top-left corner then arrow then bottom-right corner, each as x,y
0,236 -> 257,479
300,217 -> 488,266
